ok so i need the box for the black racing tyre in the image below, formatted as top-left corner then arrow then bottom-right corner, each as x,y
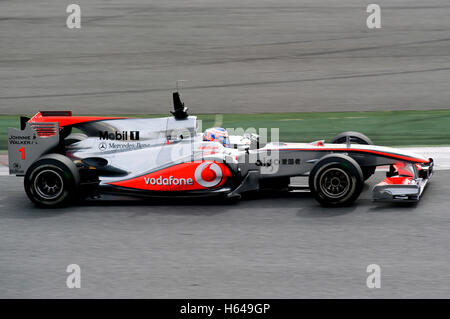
330,131 -> 373,145
330,131 -> 375,181
309,154 -> 364,207
24,154 -> 79,207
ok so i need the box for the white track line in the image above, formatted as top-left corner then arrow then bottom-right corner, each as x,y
401,147 -> 450,170
0,167 -> 8,176
1,146 -> 450,176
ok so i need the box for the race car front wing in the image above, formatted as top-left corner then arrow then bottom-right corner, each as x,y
372,159 -> 434,202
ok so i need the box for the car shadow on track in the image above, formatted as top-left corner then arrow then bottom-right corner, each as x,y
3,180 -> 418,219
367,201 -> 418,213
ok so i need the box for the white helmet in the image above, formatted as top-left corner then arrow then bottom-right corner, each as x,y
203,127 -> 230,148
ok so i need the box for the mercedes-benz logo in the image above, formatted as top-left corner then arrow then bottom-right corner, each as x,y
98,142 -> 107,151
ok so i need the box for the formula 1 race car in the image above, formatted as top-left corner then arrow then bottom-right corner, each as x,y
7,92 -> 434,207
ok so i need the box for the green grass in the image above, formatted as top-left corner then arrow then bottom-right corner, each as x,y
2,110 -> 450,150
1,115 -> 20,152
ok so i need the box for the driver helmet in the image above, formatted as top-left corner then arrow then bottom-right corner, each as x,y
203,127 -> 230,147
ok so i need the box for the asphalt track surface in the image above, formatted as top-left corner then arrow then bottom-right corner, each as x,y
1,171 -> 449,298
1,0 -> 450,114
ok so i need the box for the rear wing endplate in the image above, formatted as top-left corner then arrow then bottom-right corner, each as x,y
8,122 -> 60,176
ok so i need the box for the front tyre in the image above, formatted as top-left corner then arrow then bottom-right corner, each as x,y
330,131 -> 373,145
309,154 -> 363,206
24,154 -> 79,207
330,131 -> 375,181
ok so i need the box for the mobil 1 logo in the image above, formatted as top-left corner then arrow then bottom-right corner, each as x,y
99,130 -> 140,141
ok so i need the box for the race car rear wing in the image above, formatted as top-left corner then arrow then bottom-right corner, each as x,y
7,121 -> 60,176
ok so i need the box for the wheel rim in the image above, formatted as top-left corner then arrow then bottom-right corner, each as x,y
34,169 -> 64,200
319,167 -> 351,199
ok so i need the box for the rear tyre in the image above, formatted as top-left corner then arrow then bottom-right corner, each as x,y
24,154 -> 79,207
330,131 -> 375,181
309,154 -> 363,207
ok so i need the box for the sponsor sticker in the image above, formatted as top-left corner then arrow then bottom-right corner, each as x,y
99,131 -> 140,141
194,161 -> 223,187
98,141 -> 153,151
109,161 -> 230,191
8,135 -> 38,145
144,176 -> 194,186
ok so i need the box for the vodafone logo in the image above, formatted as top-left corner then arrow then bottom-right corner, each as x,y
195,161 -> 223,187
145,176 -> 193,186
113,161 -> 230,191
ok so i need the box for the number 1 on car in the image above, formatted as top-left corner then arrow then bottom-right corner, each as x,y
18,147 -> 25,160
